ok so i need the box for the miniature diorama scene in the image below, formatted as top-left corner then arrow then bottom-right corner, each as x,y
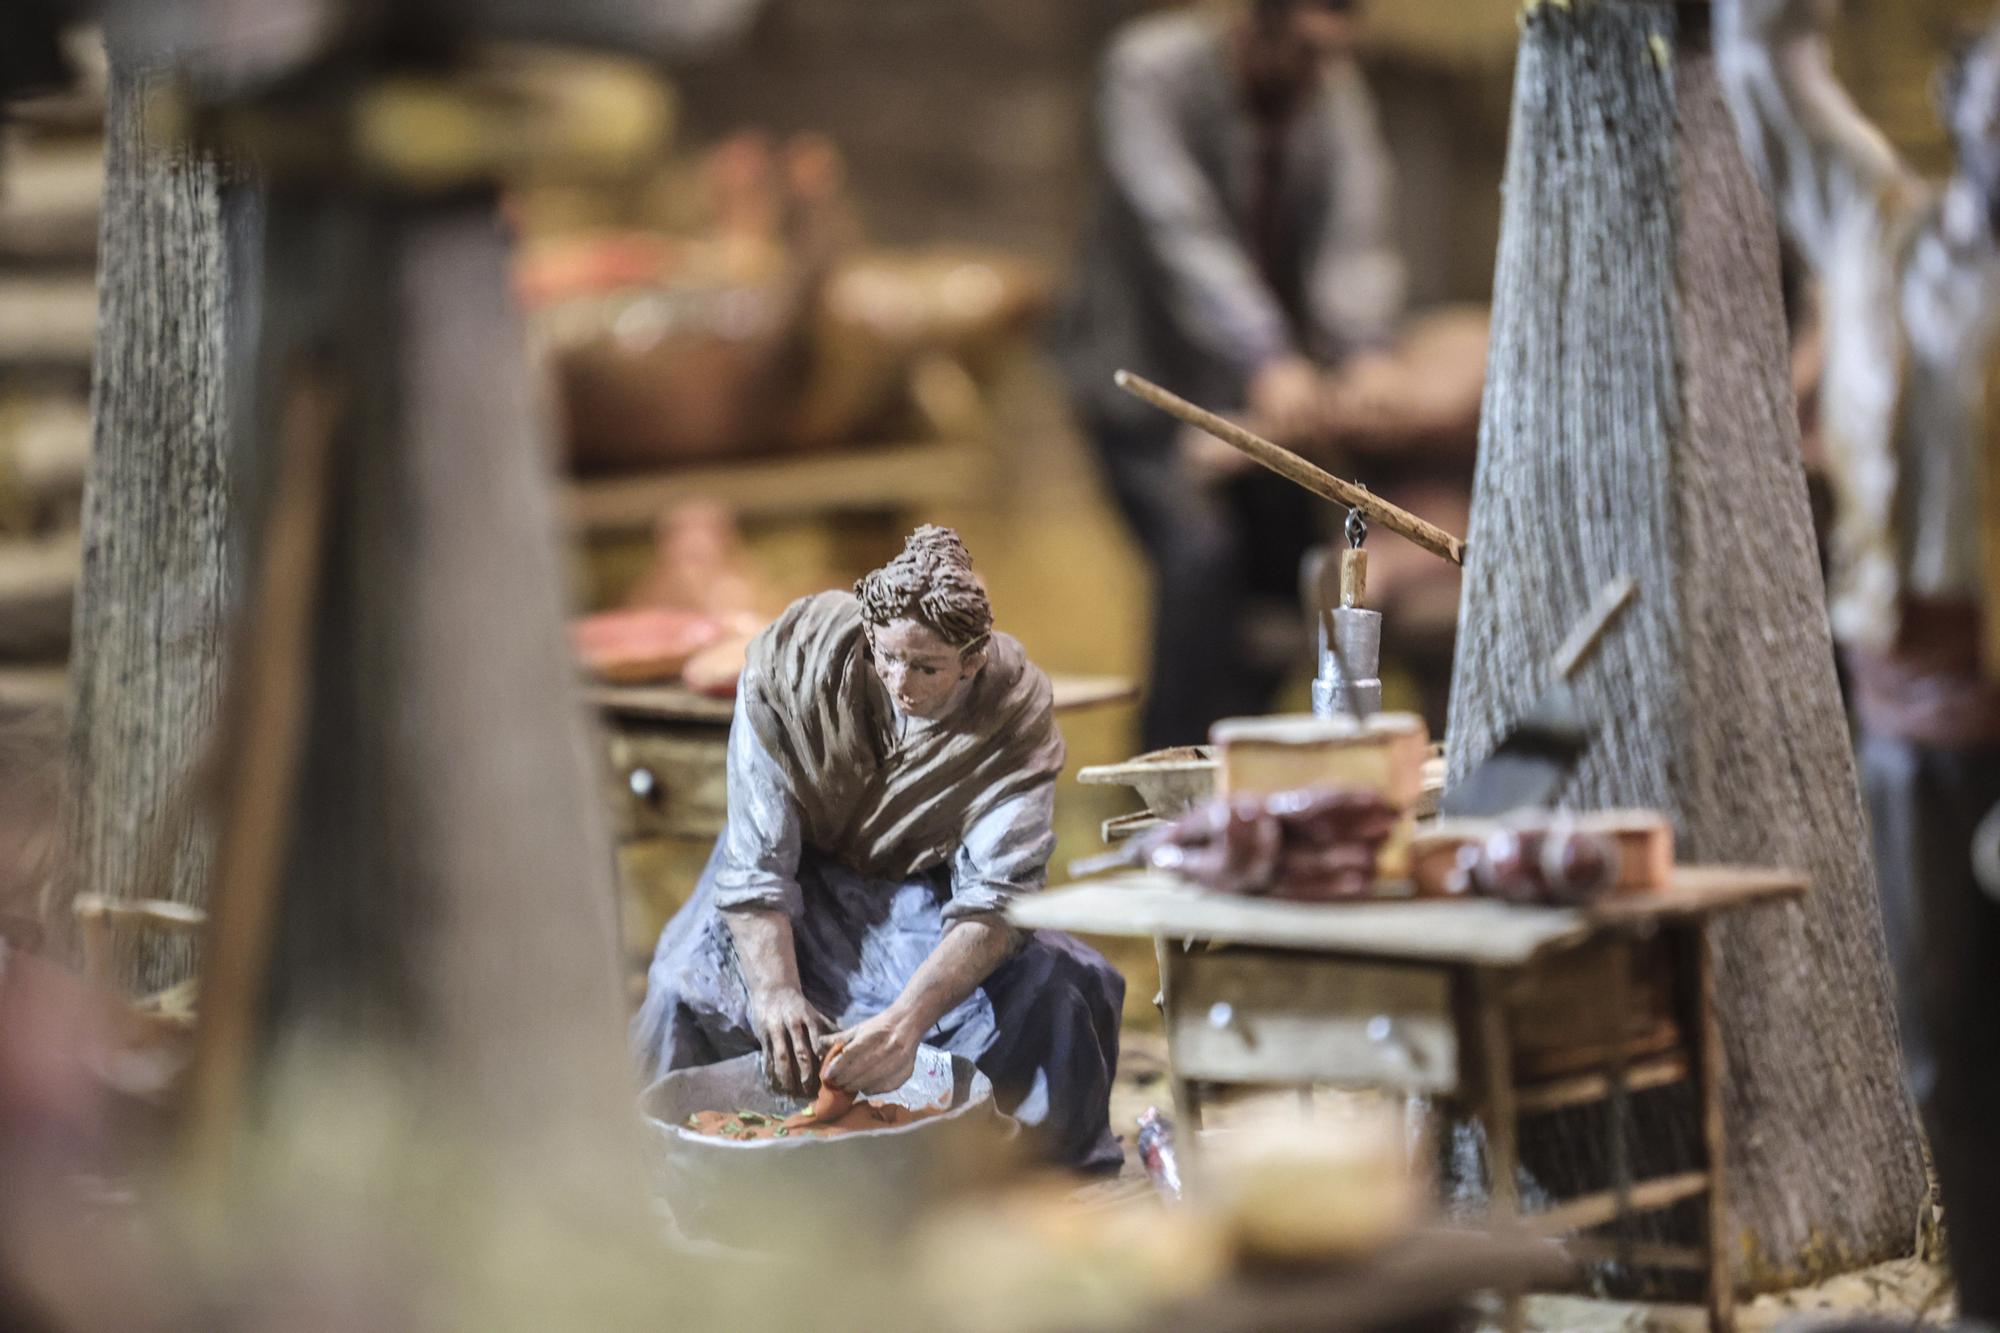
5,0 -> 1999,1329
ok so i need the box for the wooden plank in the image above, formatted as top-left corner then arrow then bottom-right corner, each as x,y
1164,948 -> 1458,1093
1008,874 -> 1592,967
1516,1052 -> 1689,1115
1100,810 -> 1163,843
1589,865 -> 1807,923
1526,1171 -> 1710,1237
564,436 -> 993,536
586,672 -> 1138,725
1008,867 -> 1804,965
1562,1237 -> 1706,1272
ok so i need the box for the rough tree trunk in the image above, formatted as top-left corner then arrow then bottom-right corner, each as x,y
199,189 -> 645,1209
53,62 -> 234,990
1447,1 -> 1926,1286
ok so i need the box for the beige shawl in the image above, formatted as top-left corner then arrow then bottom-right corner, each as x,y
742,591 -> 1064,880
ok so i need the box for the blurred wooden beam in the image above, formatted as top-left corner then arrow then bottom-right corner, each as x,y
0,139 -> 102,267
0,277 -> 95,368
566,436 -> 995,537
0,533 -> 76,661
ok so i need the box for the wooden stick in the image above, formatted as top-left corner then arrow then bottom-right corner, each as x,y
1561,1237 -> 1707,1273
183,361 -> 343,1183
1550,575 -> 1639,680
1114,369 -> 1467,566
1340,547 -> 1368,609
1525,1171 -> 1710,1236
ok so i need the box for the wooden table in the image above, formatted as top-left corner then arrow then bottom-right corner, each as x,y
1007,867 -> 1806,1333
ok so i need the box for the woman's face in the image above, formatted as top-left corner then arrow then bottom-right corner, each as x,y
866,618 -> 984,720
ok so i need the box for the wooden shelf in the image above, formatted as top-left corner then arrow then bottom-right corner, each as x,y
565,436 -> 995,537
0,276 -> 95,368
1516,1052 -> 1690,1115
1100,810 -> 1164,843
1561,1237 -> 1706,1272
1526,1171 -> 1710,1236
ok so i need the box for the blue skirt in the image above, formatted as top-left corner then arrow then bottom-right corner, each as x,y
633,842 -> 1127,1173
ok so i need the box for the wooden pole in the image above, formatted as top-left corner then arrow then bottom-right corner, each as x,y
1113,369 -> 1467,566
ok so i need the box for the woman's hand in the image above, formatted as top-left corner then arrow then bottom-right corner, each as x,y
820,1009 -> 923,1095
748,986 -> 834,1097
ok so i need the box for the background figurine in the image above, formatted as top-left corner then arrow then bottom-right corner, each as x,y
1720,0 -> 2000,1313
1054,0 -> 1406,750
633,526 -> 1125,1172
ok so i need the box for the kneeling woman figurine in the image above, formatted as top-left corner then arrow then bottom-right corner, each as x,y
634,526 -> 1125,1171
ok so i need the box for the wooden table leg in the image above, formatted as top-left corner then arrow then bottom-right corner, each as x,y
1685,925 -> 1734,1333
1606,937 -> 1636,1272
1474,968 -> 1525,1333
1155,935 -> 1204,1136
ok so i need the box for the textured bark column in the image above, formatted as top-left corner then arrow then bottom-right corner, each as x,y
1447,0 -> 1926,1284
207,191 -> 643,1204
54,63 -> 234,989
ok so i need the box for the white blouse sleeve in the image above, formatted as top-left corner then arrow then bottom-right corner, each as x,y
945,779 -> 1058,925
711,683 -> 806,918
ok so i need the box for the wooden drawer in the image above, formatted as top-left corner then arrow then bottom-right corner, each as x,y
605,728 -> 730,841
1165,948 -> 1458,1094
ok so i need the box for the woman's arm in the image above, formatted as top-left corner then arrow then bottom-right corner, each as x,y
822,782 -> 1055,1094
712,697 -> 831,1096
722,908 -> 833,1097
820,919 -> 1014,1094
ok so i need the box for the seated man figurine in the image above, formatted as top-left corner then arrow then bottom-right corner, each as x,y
634,526 -> 1125,1171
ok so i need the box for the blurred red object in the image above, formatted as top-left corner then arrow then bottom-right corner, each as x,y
1139,787 -> 1398,902
624,500 -> 772,622
570,608 -> 725,684
521,131 -> 1048,471
681,633 -> 752,698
